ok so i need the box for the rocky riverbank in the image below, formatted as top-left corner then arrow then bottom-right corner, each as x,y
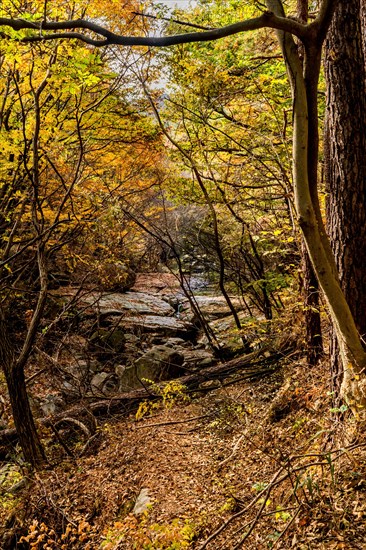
39,273 -> 248,415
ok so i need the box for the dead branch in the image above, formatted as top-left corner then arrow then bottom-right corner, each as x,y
0,345 -> 286,448
199,444 -> 361,549
78,433 -> 102,457
49,423 -> 75,458
54,417 -> 91,438
217,434 -> 245,470
135,412 -> 214,429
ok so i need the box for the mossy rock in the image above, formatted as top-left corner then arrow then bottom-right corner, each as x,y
90,327 -> 125,353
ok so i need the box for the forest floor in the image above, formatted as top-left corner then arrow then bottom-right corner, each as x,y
1,350 -> 366,549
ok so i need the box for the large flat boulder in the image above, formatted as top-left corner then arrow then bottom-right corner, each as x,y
119,315 -> 196,339
79,291 -> 174,317
192,295 -> 245,320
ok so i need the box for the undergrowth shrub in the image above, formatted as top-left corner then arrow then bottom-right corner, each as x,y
136,380 -> 189,421
101,512 -> 196,549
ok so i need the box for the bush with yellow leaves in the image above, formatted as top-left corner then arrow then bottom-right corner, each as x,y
101,512 -> 196,549
136,380 -> 189,421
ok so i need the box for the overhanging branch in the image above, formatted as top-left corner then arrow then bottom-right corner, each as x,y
0,12 -> 308,47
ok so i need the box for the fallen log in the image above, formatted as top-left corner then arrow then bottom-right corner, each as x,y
0,345 -> 288,449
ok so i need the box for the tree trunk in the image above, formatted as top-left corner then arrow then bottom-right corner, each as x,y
324,0 -> 366,397
266,0 -> 366,414
297,0 -> 323,366
0,312 -> 46,467
301,240 -> 323,366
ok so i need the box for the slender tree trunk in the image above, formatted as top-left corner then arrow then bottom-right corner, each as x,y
301,240 -> 323,365
324,0 -> 366,396
297,0 -> 323,366
0,244 -> 48,467
0,312 -> 46,467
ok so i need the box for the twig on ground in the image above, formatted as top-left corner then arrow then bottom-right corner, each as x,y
49,423 -> 75,458
166,428 -> 198,435
271,506 -> 301,549
35,474 -> 78,528
135,413 -> 214,429
78,433 -> 101,457
54,417 -> 91,438
199,466 -> 285,549
200,444 -> 361,549
25,367 -> 48,385
217,435 -> 245,470
232,467 -> 285,549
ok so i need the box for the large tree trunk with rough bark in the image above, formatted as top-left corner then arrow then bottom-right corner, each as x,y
266,0 -> 366,414
324,0 -> 366,397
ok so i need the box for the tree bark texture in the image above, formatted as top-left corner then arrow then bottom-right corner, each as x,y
301,240 -> 323,366
0,312 -> 46,467
324,0 -> 366,394
267,0 -> 366,411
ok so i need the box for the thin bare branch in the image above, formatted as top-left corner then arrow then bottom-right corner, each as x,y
132,11 -> 213,31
